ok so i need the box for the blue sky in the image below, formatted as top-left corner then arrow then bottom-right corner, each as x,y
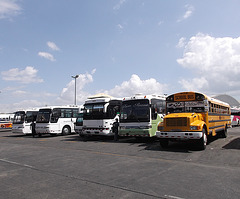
1,0 -> 240,112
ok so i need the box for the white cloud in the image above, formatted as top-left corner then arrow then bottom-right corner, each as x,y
13,90 -> 27,95
0,0 -> 21,20
0,88 -> 58,112
58,70 -> 96,104
38,51 -> 56,61
177,4 -> 194,22
91,68 -> 96,74
116,23 -> 126,33
0,100 -> 46,113
179,77 -> 209,92
47,41 -> 60,51
57,72 -> 167,106
117,24 -> 123,30
113,0 -> 126,10
1,72 -> 168,112
176,37 -> 186,48
1,66 -> 43,84
157,20 -> 164,26
104,74 -> 168,97
177,33 -> 240,95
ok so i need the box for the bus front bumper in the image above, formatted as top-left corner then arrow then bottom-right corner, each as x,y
81,128 -> 113,136
156,131 -> 203,140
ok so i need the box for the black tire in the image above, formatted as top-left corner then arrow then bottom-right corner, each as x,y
221,126 -> 228,138
198,128 -> 207,150
160,139 -> 169,149
62,126 -> 70,136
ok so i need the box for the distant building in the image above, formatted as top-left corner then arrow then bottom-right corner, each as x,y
214,94 -> 240,108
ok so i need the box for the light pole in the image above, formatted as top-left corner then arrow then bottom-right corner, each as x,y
71,75 -> 79,105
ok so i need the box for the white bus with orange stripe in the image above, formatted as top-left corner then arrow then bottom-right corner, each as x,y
0,113 -> 13,129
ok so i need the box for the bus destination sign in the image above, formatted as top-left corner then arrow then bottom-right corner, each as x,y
174,93 -> 195,101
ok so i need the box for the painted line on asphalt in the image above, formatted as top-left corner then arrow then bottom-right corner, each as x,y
164,195 -> 185,199
0,158 -> 34,168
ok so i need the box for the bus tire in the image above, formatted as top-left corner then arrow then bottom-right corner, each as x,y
62,126 -> 70,135
221,126 -> 228,138
160,139 -> 169,149
198,128 -> 207,150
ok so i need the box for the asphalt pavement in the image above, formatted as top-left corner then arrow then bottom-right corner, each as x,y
0,127 -> 240,199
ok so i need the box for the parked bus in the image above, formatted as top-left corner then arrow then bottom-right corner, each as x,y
80,94 -> 122,137
35,105 -> 80,137
119,94 -> 166,138
0,113 -> 14,129
12,109 -> 39,134
231,107 -> 240,126
156,92 -> 231,150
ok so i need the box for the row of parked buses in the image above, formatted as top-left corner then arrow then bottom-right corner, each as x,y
11,91 -> 232,150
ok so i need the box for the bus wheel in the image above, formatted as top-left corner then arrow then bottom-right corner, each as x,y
221,126 -> 228,138
198,128 -> 207,150
62,126 -> 70,135
160,139 -> 169,149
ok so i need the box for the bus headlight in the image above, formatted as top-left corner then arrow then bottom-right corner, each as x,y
190,126 -> 200,130
158,126 -> 164,131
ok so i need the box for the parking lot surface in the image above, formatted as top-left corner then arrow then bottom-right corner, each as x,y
0,128 -> 240,199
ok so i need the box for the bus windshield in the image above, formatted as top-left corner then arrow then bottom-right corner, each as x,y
166,101 -> 205,113
83,103 -> 105,120
83,101 -> 121,120
13,111 -> 25,124
120,99 -> 150,123
25,111 -> 38,123
36,109 -> 52,123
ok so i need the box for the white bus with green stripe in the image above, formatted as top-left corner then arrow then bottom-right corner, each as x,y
119,94 -> 166,138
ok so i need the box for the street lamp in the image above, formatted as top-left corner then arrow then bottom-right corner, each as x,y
71,75 -> 79,105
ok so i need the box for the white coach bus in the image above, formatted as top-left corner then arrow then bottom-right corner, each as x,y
80,94 -> 122,137
35,105 -> 80,137
12,108 -> 39,134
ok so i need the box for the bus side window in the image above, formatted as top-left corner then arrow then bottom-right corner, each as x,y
72,109 -> 79,118
65,109 -> 72,118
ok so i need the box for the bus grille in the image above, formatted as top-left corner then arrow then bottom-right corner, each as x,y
166,117 -> 188,127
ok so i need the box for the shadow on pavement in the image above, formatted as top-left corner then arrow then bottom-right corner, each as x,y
222,138 -> 240,150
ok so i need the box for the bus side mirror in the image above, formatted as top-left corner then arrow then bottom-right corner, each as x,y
154,113 -> 157,119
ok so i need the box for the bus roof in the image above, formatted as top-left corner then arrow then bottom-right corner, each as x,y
87,93 -> 113,99
15,107 -> 41,113
85,93 -> 121,104
38,105 -> 81,110
123,94 -> 166,101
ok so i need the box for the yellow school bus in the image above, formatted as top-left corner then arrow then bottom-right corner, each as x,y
156,92 -> 231,150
